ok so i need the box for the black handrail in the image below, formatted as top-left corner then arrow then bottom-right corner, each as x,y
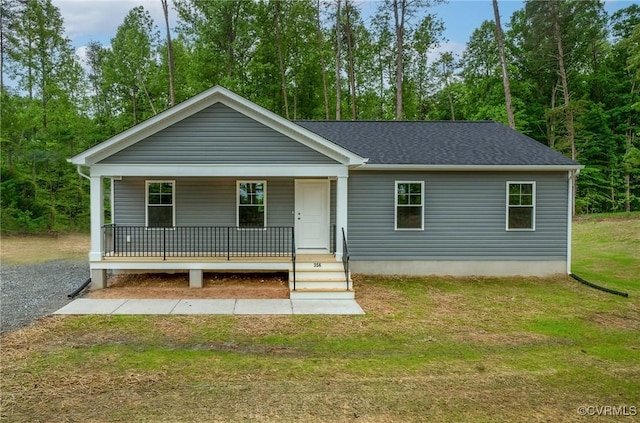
291,229 -> 296,291
341,227 -> 350,290
102,225 -> 294,260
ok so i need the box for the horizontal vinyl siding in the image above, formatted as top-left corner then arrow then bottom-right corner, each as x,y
348,171 -> 568,261
101,103 -> 337,165
114,177 -> 294,227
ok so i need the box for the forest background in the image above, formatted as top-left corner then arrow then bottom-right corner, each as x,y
1,0 -> 639,234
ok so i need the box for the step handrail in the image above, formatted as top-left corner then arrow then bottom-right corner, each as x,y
341,227 -> 350,290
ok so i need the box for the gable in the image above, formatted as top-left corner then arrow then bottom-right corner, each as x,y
99,103 -> 339,165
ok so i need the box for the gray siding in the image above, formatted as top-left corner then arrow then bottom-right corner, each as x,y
101,103 -> 338,165
347,171 -> 568,261
114,177 -> 295,227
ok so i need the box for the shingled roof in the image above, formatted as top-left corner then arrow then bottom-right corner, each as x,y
294,120 -> 579,167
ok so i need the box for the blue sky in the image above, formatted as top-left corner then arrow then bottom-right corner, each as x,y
46,0 -> 640,64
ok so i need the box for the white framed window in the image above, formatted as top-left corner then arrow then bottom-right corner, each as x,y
237,181 -> 266,227
506,181 -> 536,231
146,180 -> 175,227
395,181 -> 424,230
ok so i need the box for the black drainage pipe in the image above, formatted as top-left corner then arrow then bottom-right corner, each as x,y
68,278 -> 92,299
569,273 -> 629,298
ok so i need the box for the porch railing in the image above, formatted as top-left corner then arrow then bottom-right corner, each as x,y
341,227 -> 350,290
102,225 -> 295,261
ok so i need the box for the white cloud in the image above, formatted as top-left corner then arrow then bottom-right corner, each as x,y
53,0 -> 176,47
427,40 -> 466,64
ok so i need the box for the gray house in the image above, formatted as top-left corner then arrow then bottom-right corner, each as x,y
69,86 -> 582,299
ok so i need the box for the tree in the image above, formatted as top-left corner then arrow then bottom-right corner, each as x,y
492,0 -> 515,128
375,0 -> 443,119
161,0 -> 176,107
102,6 -> 160,127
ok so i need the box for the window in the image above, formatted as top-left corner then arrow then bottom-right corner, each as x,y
507,182 -> 536,230
146,181 -> 175,227
395,182 -> 424,230
237,181 -> 266,227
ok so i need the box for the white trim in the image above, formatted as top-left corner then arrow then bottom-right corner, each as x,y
145,180 -> 176,227
89,164 -> 349,178
89,176 -> 104,260
109,178 -> 115,224
237,180 -> 267,228
395,181 -> 425,231
359,164 -> 583,171
506,181 -> 536,231
566,170 -> 573,274
335,176 -> 348,260
68,86 -> 366,167
294,179 -> 330,250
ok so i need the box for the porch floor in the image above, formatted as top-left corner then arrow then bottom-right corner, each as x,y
100,253 -> 334,263
54,298 -> 364,315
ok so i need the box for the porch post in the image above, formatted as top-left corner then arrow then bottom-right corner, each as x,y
335,175 -> 348,260
89,175 -> 104,261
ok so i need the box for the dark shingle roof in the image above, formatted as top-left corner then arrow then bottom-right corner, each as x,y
294,120 -> 578,166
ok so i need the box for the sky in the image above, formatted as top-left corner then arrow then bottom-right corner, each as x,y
44,0 -> 640,67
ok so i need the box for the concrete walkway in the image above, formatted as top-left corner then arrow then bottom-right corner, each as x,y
54,298 -> 365,315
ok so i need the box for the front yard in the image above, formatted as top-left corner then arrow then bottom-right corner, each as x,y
1,215 -> 638,422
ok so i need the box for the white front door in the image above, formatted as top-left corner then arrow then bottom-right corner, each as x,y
295,179 -> 330,250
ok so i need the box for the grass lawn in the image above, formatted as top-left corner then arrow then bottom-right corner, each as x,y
1,216 -> 639,422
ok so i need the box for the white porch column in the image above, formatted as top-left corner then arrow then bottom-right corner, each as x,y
89,175 -> 104,261
335,175 -> 348,260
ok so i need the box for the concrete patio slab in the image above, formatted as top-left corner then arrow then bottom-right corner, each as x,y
53,299 -> 365,316
233,299 -> 293,315
172,299 -> 237,315
111,299 -> 180,315
53,298 -> 127,315
291,299 -> 365,315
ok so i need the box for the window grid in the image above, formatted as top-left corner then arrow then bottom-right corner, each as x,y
146,180 -> 175,228
395,181 -> 424,231
237,181 -> 266,228
506,181 -> 536,231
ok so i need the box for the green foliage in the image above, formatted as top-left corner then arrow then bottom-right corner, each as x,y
1,0 -> 638,234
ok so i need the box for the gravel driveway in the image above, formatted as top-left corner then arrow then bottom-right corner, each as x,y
1,260 -> 89,335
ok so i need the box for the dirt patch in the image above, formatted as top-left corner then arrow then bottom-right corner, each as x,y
587,311 -> 640,331
1,233 -> 89,264
85,272 -> 290,299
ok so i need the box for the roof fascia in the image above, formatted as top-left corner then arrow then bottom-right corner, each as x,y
356,164 -> 584,171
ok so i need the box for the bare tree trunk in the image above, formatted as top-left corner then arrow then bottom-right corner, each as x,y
553,1 -> 576,215
335,0 -> 342,120
625,129 -> 634,212
315,0 -> 329,119
161,0 -> 176,107
492,0 -> 515,129
393,0 -> 405,119
345,1 -> 357,120
273,1 -> 289,119
442,61 -> 455,120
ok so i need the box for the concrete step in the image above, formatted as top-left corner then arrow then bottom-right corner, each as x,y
290,289 -> 355,300
289,280 -> 353,290
291,271 -> 348,281
294,261 -> 344,271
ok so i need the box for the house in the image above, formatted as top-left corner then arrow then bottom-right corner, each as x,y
68,86 -> 582,299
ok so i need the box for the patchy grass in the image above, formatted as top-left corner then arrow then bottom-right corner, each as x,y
572,212 -> 640,292
1,217 -> 639,422
0,233 -> 89,264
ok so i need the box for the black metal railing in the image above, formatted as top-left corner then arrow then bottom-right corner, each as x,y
341,227 -> 350,290
102,225 -> 295,261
